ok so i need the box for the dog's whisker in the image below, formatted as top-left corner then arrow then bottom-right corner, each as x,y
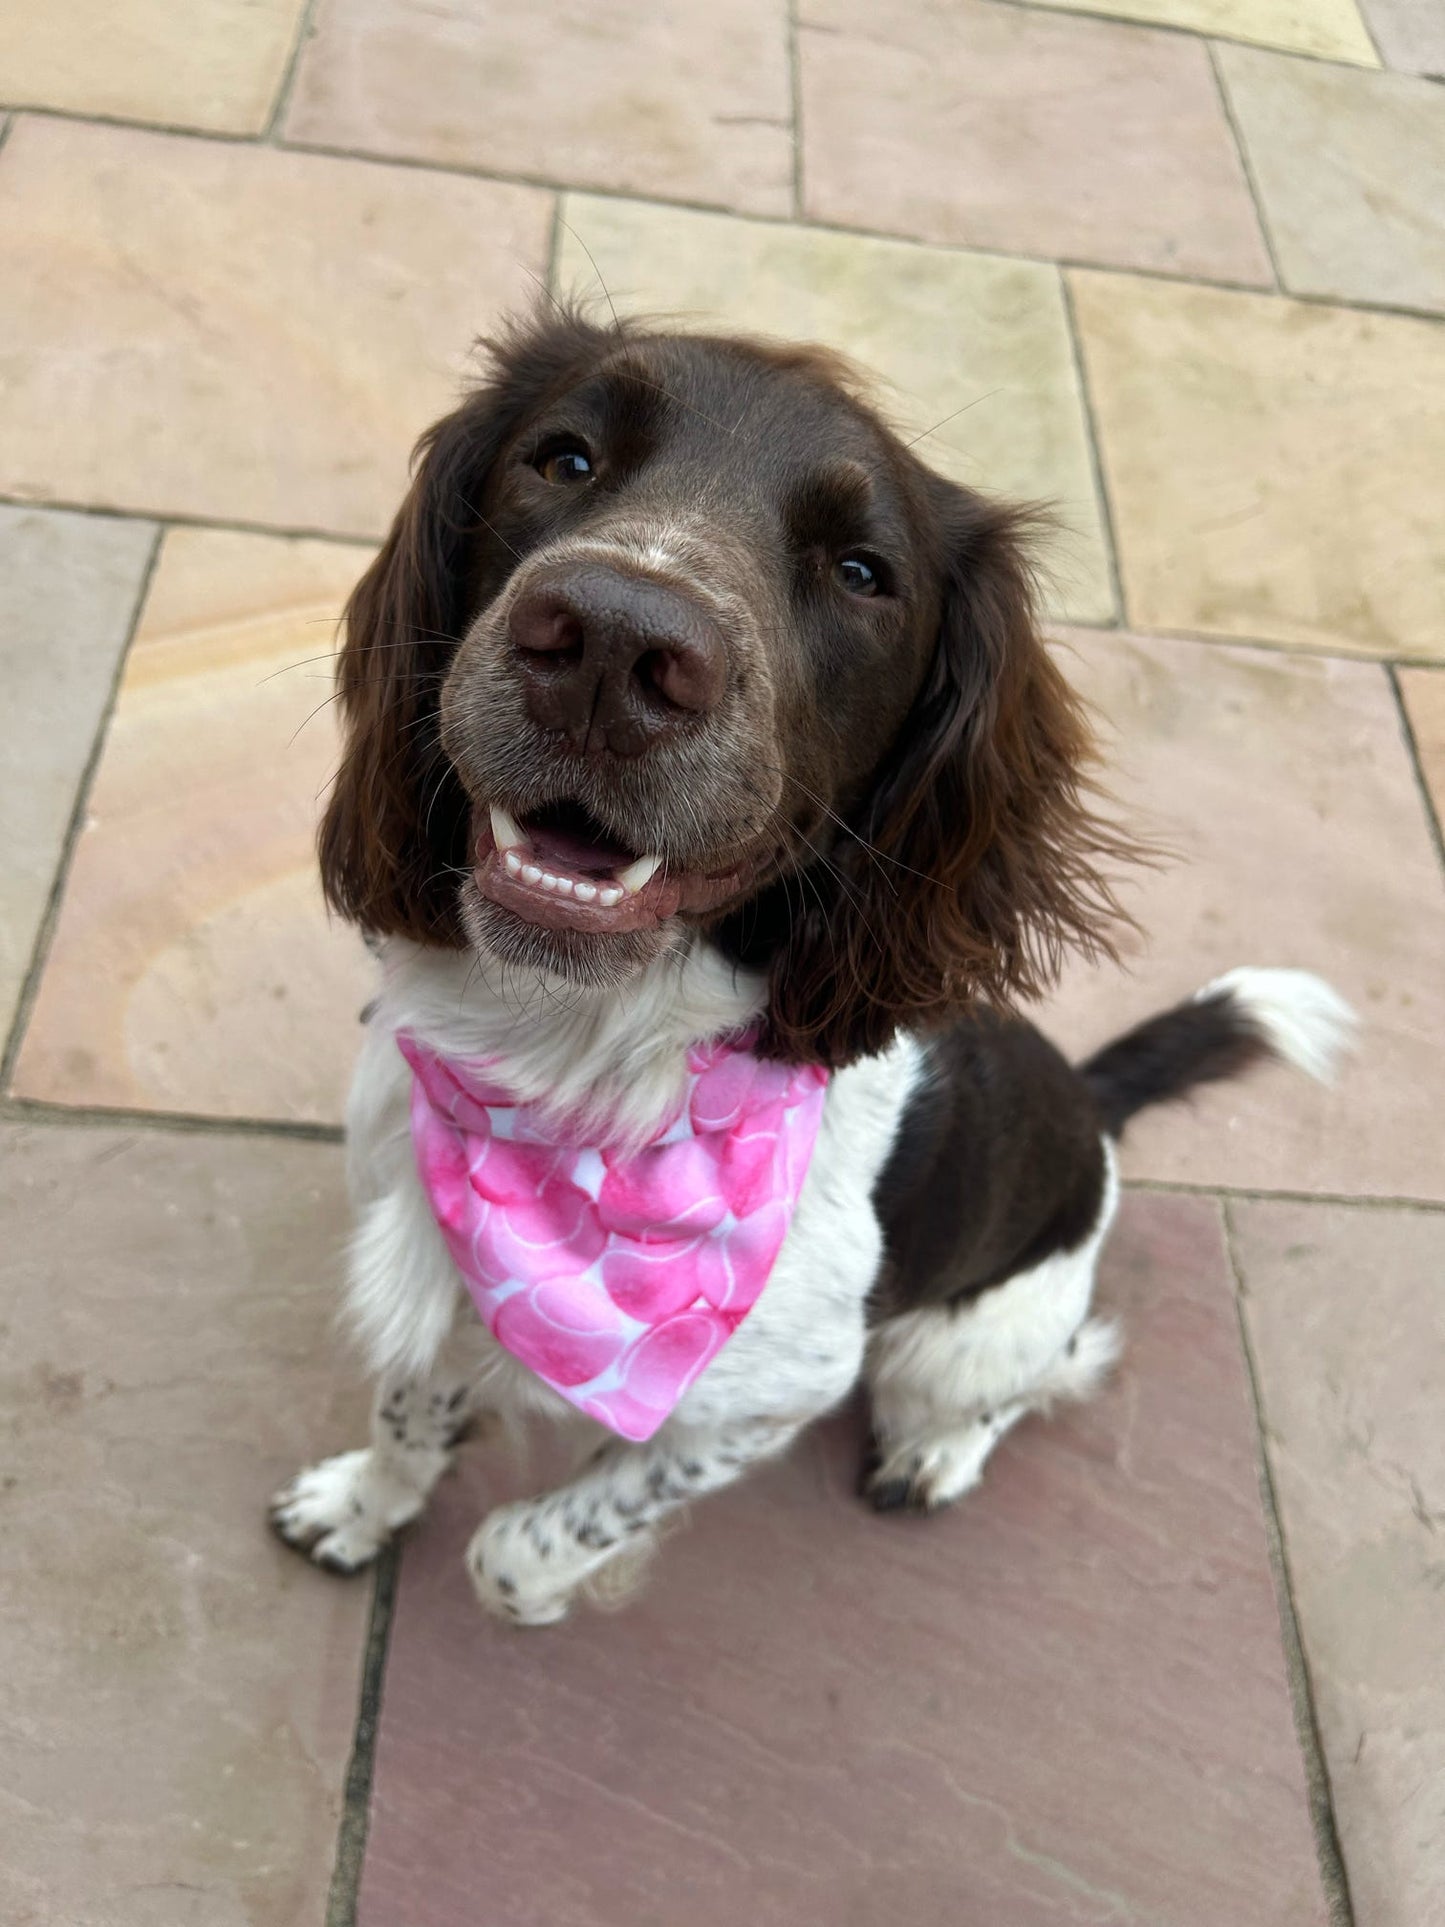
286,688 -> 352,745
901,388 -> 1004,451
261,631 -> 477,684
458,496 -> 525,563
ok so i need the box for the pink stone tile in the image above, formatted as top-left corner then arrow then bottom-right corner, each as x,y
358,1195 -> 1326,1927
1361,0 -> 1445,75
1398,667 -> 1445,834
0,117 -> 552,537
1039,628 -> 1445,1201
286,0 -> 793,216
798,0 -> 1271,282
0,1122 -> 368,1926
1230,1199 -> 1445,1927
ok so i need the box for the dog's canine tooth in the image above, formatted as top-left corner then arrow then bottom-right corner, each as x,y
489,804 -> 525,852
617,853 -> 662,894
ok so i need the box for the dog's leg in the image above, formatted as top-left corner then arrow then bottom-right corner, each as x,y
272,1087 -> 485,1572
270,1332 -> 485,1573
864,1307 -> 1121,1513
863,1143 -> 1121,1514
467,1416 -> 800,1627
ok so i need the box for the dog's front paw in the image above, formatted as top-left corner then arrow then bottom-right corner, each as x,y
269,1450 -> 423,1573
862,1430 -> 991,1515
466,1503 -> 576,1628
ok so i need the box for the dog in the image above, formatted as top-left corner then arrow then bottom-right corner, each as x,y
271,309 -> 1353,1626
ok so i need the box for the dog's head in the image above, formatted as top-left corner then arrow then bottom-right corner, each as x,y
321,309 -> 1124,1065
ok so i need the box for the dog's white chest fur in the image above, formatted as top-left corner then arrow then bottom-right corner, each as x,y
343,939 -> 922,1436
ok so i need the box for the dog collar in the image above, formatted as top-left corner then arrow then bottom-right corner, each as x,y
399,1032 -> 829,1441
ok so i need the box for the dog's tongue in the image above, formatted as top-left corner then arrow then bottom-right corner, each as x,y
524,815 -> 634,878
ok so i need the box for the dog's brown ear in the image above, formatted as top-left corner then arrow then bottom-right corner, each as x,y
319,308 -> 616,943
762,486 -> 1130,1066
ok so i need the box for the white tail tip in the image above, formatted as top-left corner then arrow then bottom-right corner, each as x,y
1196,967 -> 1358,1085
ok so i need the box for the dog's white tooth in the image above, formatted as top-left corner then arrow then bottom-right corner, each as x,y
539,872 -> 560,892
553,876 -> 574,897
574,881 -> 598,903
617,853 -> 663,894
489,805 -> 525,852
598,886 -> 623,908
503,849 -> 524,876
521,863 -> 543,885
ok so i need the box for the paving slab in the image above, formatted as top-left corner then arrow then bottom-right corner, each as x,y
1015,0 -> 1377,62
1219,46 -> 1445,317
0,117 -> 551,537
798,0 -> 1271,282
286,0 -> 793,216
0,1121 -> 367,1927
1398,667 -> 1445,835
0,0 -> 306,134
1070,271 -> 1445,659
1230,1199 -> 1445,1927
0,505 -> 155,1046
556,194 -> 1113,621
1360,0 -> 1445,73
358,1193 -> 1327,1927
11,526 -> 375,1124
1040,628 -> 1445,1202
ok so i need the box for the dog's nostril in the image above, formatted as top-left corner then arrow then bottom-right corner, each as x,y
512,601 -> 584,667
636,641 -> 724,714
509,569 -> 727,750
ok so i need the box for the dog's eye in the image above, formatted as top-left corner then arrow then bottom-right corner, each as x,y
536,440 -> 594,485
835,554 -> 882,597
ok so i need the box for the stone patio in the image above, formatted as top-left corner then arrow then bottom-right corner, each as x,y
1,4 -> 1441,1923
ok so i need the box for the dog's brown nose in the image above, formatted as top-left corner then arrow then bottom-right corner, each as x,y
509,565 -> 727,756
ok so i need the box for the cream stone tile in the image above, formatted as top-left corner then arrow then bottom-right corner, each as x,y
1398,668 -> 1445,833
556,196 -> 1114,622
798,0 -> 1273,283
0,507 -> 155,1044
0,118 -> 552,537
11,527 -> 377,1124
1015,0 -> 1378,62
286,0 -> 792,216
1038,628 -> 1445,1201
1070,272 -> 1445,658
0,1120 -> 368,1927
1361,0 -> 1445,76
1219,46 -> 1445,316
1230,1200 -> 1445,1927
0,0 -> 305,134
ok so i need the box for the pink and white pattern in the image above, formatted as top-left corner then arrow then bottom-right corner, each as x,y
399,1033 -> 830,1441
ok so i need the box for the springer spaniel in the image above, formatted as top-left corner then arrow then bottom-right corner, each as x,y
272,311 -> 1352,1626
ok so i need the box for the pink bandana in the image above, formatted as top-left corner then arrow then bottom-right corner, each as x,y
399,1033 -> 830,1441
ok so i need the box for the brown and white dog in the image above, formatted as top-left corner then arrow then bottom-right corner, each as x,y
272,311 -> 1352,1625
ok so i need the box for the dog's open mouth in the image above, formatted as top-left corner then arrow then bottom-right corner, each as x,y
476,800 -> 745,935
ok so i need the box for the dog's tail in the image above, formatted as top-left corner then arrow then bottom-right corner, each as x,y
1080,967 -> 1357,1139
